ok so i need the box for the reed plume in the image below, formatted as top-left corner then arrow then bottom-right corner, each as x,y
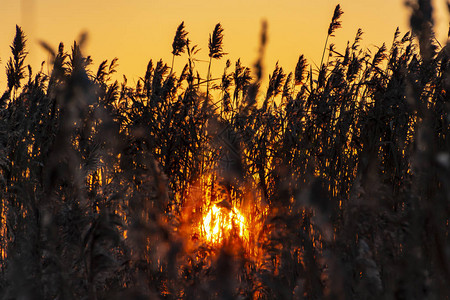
320,4 -> 344,67
6,25 -> 27,95
207,23 -> 226,100
208,23 -> 225,59
328,4 -> 344,36
171,21 -> 188,74
294,54 -> 307,85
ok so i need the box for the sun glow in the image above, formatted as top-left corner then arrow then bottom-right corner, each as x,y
201,203 -> 249,245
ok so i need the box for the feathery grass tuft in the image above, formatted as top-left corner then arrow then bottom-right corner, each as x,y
209,23 -> 226,59
172,21 -> 188,56
328,4 -> 344,37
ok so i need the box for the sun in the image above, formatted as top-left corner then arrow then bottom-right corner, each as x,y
200,202 -> 249,245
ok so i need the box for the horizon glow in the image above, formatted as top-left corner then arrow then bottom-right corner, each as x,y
0,0 -> 448,90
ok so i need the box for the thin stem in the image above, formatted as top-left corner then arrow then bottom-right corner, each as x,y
206,56 -> 212,100
320,34 -> 329,69
170,54 -> 175,76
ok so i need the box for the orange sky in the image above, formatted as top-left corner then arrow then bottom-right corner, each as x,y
1,0 -> 449,90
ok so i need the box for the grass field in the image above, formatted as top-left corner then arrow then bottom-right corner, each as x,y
0,2 -> 449,299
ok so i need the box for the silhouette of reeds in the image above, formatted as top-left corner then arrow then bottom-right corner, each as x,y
0,2 -> 449,299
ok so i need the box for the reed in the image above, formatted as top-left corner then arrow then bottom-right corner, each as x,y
0,2 -> 449,299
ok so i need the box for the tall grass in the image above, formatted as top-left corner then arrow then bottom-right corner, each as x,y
0,2 -> 449,299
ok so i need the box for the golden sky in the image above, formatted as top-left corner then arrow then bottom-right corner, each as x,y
1,0 -> 449,89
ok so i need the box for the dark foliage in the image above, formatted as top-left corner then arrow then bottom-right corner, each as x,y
0,2 -> 449,299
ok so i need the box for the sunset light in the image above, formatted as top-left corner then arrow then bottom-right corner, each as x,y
201,203 -> 249,245
0,1 -> 449,299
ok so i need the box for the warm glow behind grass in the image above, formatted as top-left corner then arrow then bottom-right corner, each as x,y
0,0 -> 449,297
201,204 -> 249,245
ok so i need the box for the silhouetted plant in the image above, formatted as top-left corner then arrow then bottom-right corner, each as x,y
6,25 -> 27,97
0,2 -> 449,299
171,21 -> 189,74
207,23 -> 226,101
320,4 -> 344,68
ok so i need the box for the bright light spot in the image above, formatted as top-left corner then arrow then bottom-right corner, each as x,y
201,204 -> 249,245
